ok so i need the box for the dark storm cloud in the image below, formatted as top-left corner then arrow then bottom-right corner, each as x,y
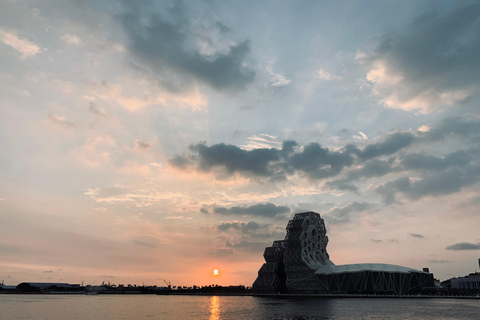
446,242 -> 480,250
324,202 -> 371,225
354,132 -> 415,161
118,1 -> 255,92
367,3 -> 480,111
190,143 -> 279,177
214,203 -> 290,218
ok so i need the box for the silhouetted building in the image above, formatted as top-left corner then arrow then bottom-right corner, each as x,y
253,211 -> 434,295
16,282 -> 81,293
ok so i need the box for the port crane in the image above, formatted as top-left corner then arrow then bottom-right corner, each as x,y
163,280 -> 172,289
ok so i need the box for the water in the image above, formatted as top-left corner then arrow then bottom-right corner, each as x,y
1,295 -> 480,320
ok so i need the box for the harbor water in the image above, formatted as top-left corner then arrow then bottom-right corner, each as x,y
1,294 -> 480,320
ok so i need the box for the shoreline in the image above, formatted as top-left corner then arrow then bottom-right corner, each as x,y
2,292 -> 479,299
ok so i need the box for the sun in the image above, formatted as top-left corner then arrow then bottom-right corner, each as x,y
212,269 -> 219,276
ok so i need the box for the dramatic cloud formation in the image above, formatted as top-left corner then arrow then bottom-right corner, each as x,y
172,140 -> 355,181
364,2 -> 480,112
2,0 -> 480,286
119,2 -> 255,93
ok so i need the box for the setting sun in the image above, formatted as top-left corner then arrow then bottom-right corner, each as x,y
212,269 -> 219,276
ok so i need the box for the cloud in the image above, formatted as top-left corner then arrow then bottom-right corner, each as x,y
408,233 -> 425,239
347,158 -> 396,180
172,140 -> 354,181
421,116 -> 480,142
317,69 -> 340,81
217,221 -> 264,233
266,63 -> 291,87
171,116 -> 480,198
134,139 -> 153,151
43,113 -> 77,128
88,102 -> 109,117
427,259 -> 454,264
401,151 -> 472,172
187,143 -> 280,177
61,33 -> 82,45
119,2 -> 255,93
225,240 -> 266,253
364,3 -> 480,112
324,202 -> 371,225
287,143 -> 354,179
353,132 -> 415,161
214,203 -> 290,218
241,134 -> 282,150
0,29 -> 41,59
376,165 -> 480,204
446,242 -> 480,250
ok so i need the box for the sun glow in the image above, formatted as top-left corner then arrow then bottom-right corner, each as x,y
212,269 -> 219,276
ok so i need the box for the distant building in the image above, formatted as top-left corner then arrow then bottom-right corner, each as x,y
253,211 -> 434,295
16,282 -> 81,293
449,268 -> 480,291
0,284 -> 17,293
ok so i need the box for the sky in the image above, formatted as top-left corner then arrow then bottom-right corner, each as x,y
1,0 -> 480,287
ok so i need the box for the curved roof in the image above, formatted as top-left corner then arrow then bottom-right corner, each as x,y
314,263 -> 427,275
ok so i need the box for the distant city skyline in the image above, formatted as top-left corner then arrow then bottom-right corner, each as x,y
1,0 -> 480,287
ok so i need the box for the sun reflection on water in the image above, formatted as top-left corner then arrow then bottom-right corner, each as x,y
210,296 -> 220,320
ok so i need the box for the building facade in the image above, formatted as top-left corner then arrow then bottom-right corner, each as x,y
253,211 -> 434,294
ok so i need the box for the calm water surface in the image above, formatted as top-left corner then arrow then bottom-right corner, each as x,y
1,295 -> 480,320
